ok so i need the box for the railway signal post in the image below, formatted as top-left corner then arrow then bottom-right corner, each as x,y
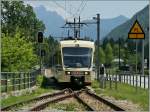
38,32 -> 44,73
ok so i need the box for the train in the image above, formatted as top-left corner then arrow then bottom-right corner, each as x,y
52,38 -> 95,86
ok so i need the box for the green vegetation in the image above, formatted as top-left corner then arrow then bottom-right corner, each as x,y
92,80 -> 149,111
49,101 -> 86,111
1,1 -> 45,72
101,5 -> 149,71
36,75 -> 44,86
42,36 -> 60,67
2,1 -> 45,41
99,47 -> 105,64
104,5 -> 149,59
2,32 -> 38,72
1,1 -> 60,71
1,87 -> 53,108
105,43 -> 113,67
100,38 -> 143,72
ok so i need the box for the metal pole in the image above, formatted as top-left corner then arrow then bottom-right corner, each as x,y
40,44 -> 42,73
136,40 -> 138,91
142,40 -> 144,76
97,14 -> 100,80
79,16 -> 80,37
68,30 -> 70,37
119,38 -> 121,70
74,18 -> 76,38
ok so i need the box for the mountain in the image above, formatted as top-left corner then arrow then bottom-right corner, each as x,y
33,6 -> 128,40
105,5 -> 149,41
34,6 -> 65,37
81,15 -> 128,40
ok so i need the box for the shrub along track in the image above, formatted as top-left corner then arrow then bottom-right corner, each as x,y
1,88 -> 125,111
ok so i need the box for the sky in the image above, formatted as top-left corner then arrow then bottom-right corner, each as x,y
25,0 -> 149,20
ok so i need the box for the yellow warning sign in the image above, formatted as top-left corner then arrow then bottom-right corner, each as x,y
128,20 -> 145,39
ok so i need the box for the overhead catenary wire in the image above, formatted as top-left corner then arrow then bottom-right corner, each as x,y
78,1 -> 87,16
65,0 -> 66,20
52,1 -> 90,38
52,1 -> 76,19
74,0 -> 85,16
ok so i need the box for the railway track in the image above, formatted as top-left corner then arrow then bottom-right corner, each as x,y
1,88 -> 125,111
1,88 -> 71,111
75,88 -> 125,111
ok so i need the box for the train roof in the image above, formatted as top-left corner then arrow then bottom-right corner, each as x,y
60,39 -> 95,48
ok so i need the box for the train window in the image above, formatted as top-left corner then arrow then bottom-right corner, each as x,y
62,47 -> 92,68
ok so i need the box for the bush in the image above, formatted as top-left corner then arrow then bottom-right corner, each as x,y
36,75 -> 43,86
36,75 -> 50,88
144,70 -> 149,75
2,32 -> 38,72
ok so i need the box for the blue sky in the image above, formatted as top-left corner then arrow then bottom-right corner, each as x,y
25,1 -> 149,20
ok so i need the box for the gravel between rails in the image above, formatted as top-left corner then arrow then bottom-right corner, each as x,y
45,97 -> 87,111
78,92 -> 114,111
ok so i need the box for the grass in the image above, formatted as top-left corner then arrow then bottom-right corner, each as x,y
1,86 -> 53,108
91,80 -> 149,111
49,101 -> 86,111
50,103 -> 78,111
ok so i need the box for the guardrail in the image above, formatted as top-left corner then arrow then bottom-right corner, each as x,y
98,70 -> 149,90
1,69 -> 40,93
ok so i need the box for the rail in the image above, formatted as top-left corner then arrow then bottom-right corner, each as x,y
1,88 -> 125,111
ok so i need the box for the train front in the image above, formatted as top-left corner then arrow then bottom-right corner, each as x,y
59,39 -> 95,86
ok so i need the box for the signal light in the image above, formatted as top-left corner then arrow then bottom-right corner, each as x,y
38,32 -> 43,43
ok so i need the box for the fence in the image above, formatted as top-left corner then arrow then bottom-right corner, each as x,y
1,69 -> 40,93
98,71 -> 149,90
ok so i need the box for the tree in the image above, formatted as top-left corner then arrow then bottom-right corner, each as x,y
99,47 -> 105,64
105,43 -> 113,67
41,35 -> 59,67
2,32 -> 38,72
1,1 -> 45,41
113,44 -> 119,58
128,53 -> 140,71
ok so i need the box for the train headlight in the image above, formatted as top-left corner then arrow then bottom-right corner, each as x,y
84,71 -> 88,75
67,71 -> 71,75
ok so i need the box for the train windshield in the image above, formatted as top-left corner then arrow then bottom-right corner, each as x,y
62,47 -> 92,68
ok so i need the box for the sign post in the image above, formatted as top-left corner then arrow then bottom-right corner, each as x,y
128,19 -> 145,91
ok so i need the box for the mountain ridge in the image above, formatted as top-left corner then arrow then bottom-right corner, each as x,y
105,5 -> 149,41
33,6 -> 128,40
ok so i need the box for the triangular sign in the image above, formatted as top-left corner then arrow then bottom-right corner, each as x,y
128,20 -> 145,39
